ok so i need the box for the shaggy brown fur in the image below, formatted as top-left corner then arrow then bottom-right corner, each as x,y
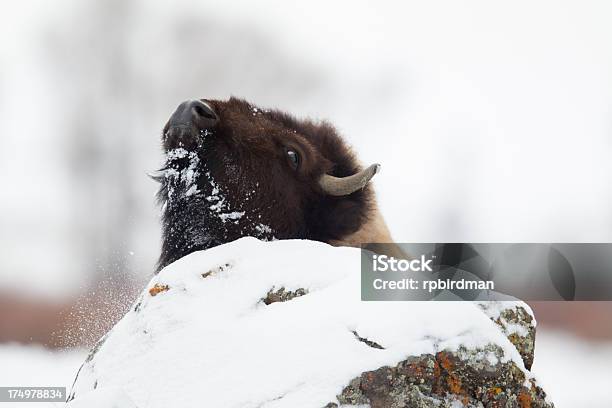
154,97 -> 392,271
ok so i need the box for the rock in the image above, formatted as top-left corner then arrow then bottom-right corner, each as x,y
67,238 -> 553,408
262,286 -> 309,305
328,345 -> 550,408
478,302 -> 537,370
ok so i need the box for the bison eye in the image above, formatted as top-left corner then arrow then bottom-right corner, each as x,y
286,149 -> 300,170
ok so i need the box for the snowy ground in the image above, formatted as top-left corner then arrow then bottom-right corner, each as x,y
0,327 -> 610,407
531,328 -> 612,408
0,344 -> 85,408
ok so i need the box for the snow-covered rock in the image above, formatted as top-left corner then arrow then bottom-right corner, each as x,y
68,238 -> 553,407
66,387 -> 137,408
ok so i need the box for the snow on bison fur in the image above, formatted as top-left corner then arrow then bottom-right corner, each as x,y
154,97 -> 395,271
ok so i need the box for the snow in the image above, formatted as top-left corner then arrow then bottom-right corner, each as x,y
503,322 -> 530,337
218,211 -> 245,223
531,329 -> 612,408
203,171 -> 231,212
3,325 -> 608,408
66,388 -> 137,408
164,149 -> 201,200
165,147 -> 189,161
69,238 -> 530,408
0,344 -> 85,408
254,223 -> 273,235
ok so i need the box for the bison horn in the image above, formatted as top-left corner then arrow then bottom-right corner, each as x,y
319,163 -> 381,196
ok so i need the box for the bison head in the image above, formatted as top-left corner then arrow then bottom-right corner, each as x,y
154,97 -> 381,271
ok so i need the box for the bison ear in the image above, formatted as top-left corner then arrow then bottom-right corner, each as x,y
309,191 -> 372,242
309,163 -> 380,241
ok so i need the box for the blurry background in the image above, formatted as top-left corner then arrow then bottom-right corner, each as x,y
1,0 -> 611,406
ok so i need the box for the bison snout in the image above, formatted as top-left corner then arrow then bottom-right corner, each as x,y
169,100 -> 218,129
165,100 -> 218,149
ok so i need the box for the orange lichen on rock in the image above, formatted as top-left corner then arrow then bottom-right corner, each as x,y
437,351 -> 454,371
446,374 -> 463,395
518,389 -> 532,408
435,352 -> 465,397
149,283 -> 170,296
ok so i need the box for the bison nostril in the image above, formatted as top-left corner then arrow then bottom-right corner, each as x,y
193,104 -> 216,120
190,100 -> 218,130
168,100 -> 218,131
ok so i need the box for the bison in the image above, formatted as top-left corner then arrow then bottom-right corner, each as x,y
154,97 -> 395,271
